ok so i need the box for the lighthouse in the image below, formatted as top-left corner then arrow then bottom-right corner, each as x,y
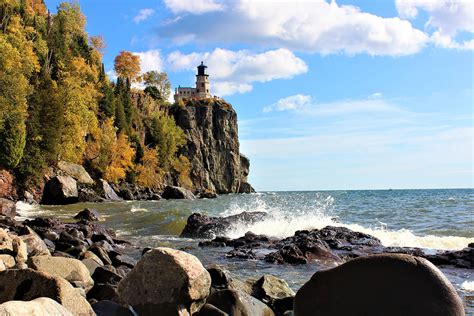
174,61 -> 212,102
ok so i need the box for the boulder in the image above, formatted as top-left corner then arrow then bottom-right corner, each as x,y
197,303 -> 227,316
181,211 -> 267,239
0,268 -> 94,315
252,275 -> 295,316
161,185 -> 195,200
118,247 -> 211,315
28,255 -> 94,292
293,254 -> 465,316
0,297 -> 73,316
74,208 -> 102,222
238,182 -> 255,194
12,235 -> 27,264
207,265 -> 253,295
41,175 -> 78,205
0,228 -> 13,253
0,198 -> 16,218
207,289 -> 275,316
92,300 -> 135,316
99,179 -> 122,201
0,254 -> 15,268
20,227 -> 51,256
58,161 -> 94,184
82,258 -> 103,275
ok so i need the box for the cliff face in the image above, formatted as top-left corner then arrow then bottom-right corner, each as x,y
169,99 -> 254,194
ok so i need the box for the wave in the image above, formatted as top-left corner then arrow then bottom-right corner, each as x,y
461,281 -> 474,292
220,195 -> 473,251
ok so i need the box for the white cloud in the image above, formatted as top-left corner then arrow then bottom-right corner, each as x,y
264,94 -> 402,116
369,92 -> 383,99
159,0 -> 428,56
164,0 -> 224,15
133,49 -> 163,73
396,0 -> 474,50
133,8 -> 155,23
167,48 -> 308,96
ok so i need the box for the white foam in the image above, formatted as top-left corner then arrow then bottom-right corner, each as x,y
461,281 -> 474,292
15,201 -> 51,220
221,195 -> 473,251
130,206 -> 149,213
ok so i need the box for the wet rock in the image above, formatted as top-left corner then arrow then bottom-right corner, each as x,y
0,297 -> 73,316
74,208 -> 102,222
207,289 -> 274,316
58,161 -> 94,184
0,268 -> 94,315
111,254 -> 136,268
92,300 -> 135,316
426,247 -> 474,269
252,275 -> 295,316
294,254 -> 465,316
207,265 -> 253,295
118,247 -> 211,315
265,245 -> 308,264
161,185 -> 195,200
28,255 -> 94,292
238,182 -> 255,194
226,248 -> 257,260
0,198 -> 16,218
41,175 -> 78,205
89,244 -> 112,265
199,190 -> 218,199
181,211 -> 267,239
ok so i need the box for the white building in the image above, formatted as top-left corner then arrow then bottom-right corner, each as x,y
174,62 -> 212,102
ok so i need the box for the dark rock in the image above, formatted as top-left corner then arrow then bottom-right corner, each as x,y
89,245 -> 112,265
92,266 -> 122,285
265,245 -> 308,264
197,303 -> 227,316
74,208 -> 102,222
87,283 -> 119,302
78,184 -> 104,203
207,289 -> 274,316
169,101 -> 253,194
161,185 -> 195,200
181,211 -> 267,239
115,265 -> 132,278
92,300 -> 135,316
226,248 -> 257,260
41,175 -> 78,205
468,242 -> 474,248
199,190 -> 218,199
111,254 -> 136,269
238,181 -> 255,194
294,254 -> 465,316
0,198 -> 16,219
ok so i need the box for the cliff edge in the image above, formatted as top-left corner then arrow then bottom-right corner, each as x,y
170,99 -> 254,194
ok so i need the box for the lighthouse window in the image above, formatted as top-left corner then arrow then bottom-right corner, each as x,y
201,83 -> 204,87
207,89 -> 209,92
197,89 -> 199,92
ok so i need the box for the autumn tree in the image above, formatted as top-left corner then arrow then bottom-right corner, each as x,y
90,35 -> 106,54
114,51 -> 141,82
135,147 -> 162,189
104,132 -> 135,183
143,71 -> 171,101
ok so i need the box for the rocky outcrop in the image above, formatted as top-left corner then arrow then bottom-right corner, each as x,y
169,100 -> 254,195
293,254 -> 465,316
181,211 -> 267,239
118,247 -> 211,315
0,169 -> 16,200
41,175 -> 78,205
252,275 -> 295,316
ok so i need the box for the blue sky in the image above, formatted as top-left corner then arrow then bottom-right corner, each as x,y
45,0 -> 473,191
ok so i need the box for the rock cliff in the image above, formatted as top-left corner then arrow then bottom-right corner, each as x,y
169,99 -> 254,194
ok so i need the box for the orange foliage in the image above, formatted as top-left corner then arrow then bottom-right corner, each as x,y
114,51 -> 141,82
104,132 -> 135,183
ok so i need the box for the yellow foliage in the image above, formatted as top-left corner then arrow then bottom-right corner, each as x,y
172,155 -> 193,190
135,147 -> 163,189
104,132 -> 135,184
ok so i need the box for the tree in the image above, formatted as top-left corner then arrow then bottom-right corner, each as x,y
148,111 -> 186,170
90,35 -> 105,54
104,132 -> 135,183
142,71 -> 171,101
114,51 -> 140,82
135,147 -> 162,189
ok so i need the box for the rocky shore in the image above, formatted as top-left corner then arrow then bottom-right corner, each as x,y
0,207 -> 468,315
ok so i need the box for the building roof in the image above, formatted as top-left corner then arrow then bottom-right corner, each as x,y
197,61 -> 207,69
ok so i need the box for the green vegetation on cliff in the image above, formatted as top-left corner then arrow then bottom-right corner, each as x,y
0,0 -> 190,191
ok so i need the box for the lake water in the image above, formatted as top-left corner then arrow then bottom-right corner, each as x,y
17,189 -> 474,312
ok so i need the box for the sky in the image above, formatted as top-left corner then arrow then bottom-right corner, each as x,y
44,0 -> 473,191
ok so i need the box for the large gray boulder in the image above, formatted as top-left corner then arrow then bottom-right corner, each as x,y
118,247 -> 211,315
252,275 -> 295,316
41,175 -> 78,205
0,297 -> 73,316
99,179 -> 122,201
0,198 -> 16,218
58,161 -> 94,184
0,269 -> 95,315
294,254 -> 465,316
28,255 -> 94,292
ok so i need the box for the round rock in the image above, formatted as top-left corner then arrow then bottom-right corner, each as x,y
294,254 -> 465,316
